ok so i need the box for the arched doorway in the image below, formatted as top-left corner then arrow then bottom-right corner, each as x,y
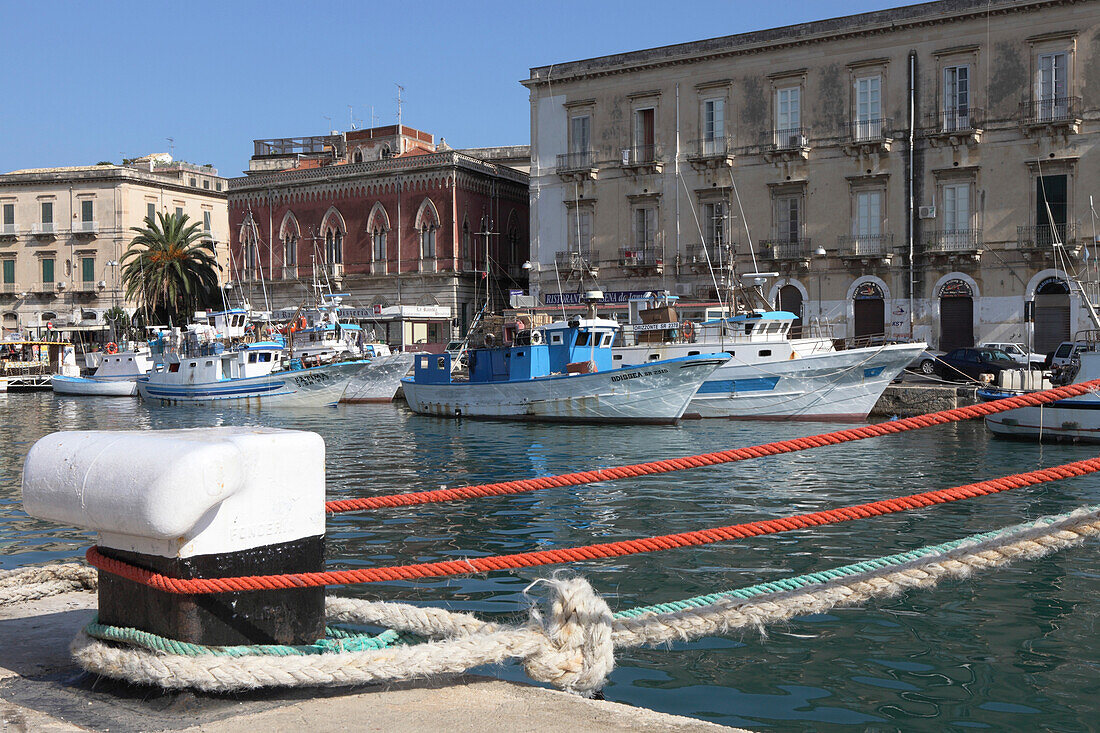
776,285 -> 803,337
853,281 -> 885,340
1034,276 -> 1070,353
938,278 -> 974,351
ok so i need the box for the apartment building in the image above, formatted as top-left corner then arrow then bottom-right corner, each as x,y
228,125 -> 529,342
0,157 -> 229,335
524,0 -> 1100,352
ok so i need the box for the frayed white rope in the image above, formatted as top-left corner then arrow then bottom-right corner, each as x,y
69,507 -> 1100,696
0,563 -> 97,606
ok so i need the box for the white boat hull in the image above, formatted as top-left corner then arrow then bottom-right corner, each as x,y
403,356 -> 726,423
686,343 -> 925,420
986,403 -> 1100,442
52,375 -> 138,396
341,353 -> 416,403
138,362 -> 365,407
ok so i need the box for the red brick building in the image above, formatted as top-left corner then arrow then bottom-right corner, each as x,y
227,125 -> 529,336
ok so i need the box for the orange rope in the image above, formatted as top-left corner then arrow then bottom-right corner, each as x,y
86,455 -> 1100,594
324,379 -> 1100,514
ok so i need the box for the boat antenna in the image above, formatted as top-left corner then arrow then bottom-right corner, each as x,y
677,173 -> 728,317
553,259 -> 567,321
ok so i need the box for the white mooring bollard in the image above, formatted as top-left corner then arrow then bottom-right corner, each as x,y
22,427 -> 327,646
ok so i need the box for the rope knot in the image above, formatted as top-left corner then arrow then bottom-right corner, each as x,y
523,575 -> 614,697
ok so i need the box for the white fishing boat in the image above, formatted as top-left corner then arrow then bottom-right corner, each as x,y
341,344 -> 416,403
138,315 -> 363,408
983,334 -> 1100,442
52,347 -> 155,397
615,298 -> 925,420
403,297 -> 728,423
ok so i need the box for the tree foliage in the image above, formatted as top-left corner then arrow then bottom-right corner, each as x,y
121,212 -> 221,324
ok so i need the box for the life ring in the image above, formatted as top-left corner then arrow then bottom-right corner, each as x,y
529,329 -> 544,345
680,321 -> 696,341
105,342 -> 118,355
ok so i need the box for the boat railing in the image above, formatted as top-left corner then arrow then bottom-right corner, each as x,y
1071,329 -> 1100,346
832,333 -> 889,351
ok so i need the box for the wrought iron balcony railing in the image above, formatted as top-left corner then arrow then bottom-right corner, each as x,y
556,150 -> 596,173
771,127 -> 809,149
840,117 -> 893,142
621,144 -> 662,166
0,283 -> 18,294
1017,222 -> 1077,248
72,221 -> 98,235
31,223 -> 56,236
925,228 -> 983,253
924,108 -> 984,134
618,247 -> 660,267
1020,96 -> 1081,125
687,136 -> 734,159
761,238 -> 812,261
838,233 -> 894,257
555,250 -> 589,270
0,224 -> 17,236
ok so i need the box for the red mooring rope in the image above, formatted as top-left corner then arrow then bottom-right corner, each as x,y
323,379 -> 1100,514
86,454 -> 1100,594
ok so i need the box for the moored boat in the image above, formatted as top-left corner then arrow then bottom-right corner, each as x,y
403,313 -> 728,424
52,347 -> 155,397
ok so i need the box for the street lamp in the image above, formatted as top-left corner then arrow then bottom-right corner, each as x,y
813,245 -> 827,332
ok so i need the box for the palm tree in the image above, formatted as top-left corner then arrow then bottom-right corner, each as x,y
121,212 -> 221,324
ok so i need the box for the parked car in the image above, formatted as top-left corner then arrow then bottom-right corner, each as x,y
978,342 -> 1044,368
935,347 -> 1019,382
1046,341 -> 1094,370
907,348 -> 945,375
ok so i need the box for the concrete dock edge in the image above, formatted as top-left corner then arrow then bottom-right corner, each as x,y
1,591 -> 742,733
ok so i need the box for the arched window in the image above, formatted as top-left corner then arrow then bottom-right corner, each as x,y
461,217 -> 471,267
366,203 -> 391,266
319,207 -> 346,265
239,221 -> 260,278
279,212 -> 300,268
353,149 -> 364,163
415,199 -> 440,262
506,211 -> 520,271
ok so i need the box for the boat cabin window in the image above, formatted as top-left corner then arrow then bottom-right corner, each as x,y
169,363 -> 180,372
205,360 -> 213,366
189,363 -> 196,368
576,332 -> 591,346
745,323 -> 755,334
613,355 -> 623,360
127,357 -> 133,361
550,333 -> 563,344
759,349 -> 772,357
688,351 -> 700,356
259,353 -> 272,362
516,351 -> 525,357
601,334 -> 613,347
437,356 -> 446,369
649,354 -> 660,360
249,353 -> 258,363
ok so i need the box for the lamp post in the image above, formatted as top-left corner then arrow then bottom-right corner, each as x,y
813,244 -> 827,335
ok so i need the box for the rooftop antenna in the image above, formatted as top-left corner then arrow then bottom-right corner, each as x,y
348,106 -> 356,130
166,137 -> 175,158
322,115 -> 332,132
396,84 -> 404,130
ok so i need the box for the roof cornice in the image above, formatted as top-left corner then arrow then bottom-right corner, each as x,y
522,0 -> 1076,88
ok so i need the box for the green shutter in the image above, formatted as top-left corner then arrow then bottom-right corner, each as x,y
2,260 -> 13,284
82,257 -> 95,282
82,200 -> 93,222
42,259 -> 54,283
2,204 -> 12,226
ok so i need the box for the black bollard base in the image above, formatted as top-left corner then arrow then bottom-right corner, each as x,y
97,535 -> 326,646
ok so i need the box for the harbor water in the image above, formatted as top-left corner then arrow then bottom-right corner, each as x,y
1,392 -> 1098,731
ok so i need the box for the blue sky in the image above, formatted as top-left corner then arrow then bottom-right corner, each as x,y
1,0 -> 902,177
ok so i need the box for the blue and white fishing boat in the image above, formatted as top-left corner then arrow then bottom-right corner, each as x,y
402,305 -> 728,423
615,296 -> 925,421
137,312 -> 364,407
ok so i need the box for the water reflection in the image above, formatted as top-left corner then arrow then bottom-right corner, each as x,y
2,391 -> 1099,730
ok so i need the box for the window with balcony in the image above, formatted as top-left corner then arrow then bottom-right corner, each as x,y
1037,51 -> 1069,120
146,203 -> 156,222
3,259 -> 14,286
571,115 -> 590,158
175,207 -> 184,218
42,258 -> 54,284
777,196 -> 801,244
1036,174 -> 1068,246
2,203 -> 13,235
943,183 -> 971,232
81,257 -> 95,283
325,229 -> 344,264
854,75 -> 883,140
203,210 -> 212,235
703,202 -> 728,248
40,202 -> 52,224
928,181 -> 979,252
700,98 -> 725,155
628,206 -> 656,263
567,208 -> 592,261
775,87 -> 802,147
942,65 -> 970,130
855,190 -> 882,238
81,200 -> 93,223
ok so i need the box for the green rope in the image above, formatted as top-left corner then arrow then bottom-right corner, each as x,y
614,505 -> 1100,619
84,504 -> 1098,657
84,621 -> 417,657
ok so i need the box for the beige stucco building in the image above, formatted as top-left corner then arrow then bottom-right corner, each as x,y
0,158 -> 229,337
524,0 -> 1100,354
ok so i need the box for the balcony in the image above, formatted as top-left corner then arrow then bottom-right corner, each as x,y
34,282 -> 61,294
1017,222 -> 1079,253
1,283 -> 18,295
72,280 -> 100,294
923,108 -> 983,146
925,228 -> 983,258
555,250 -> 587,272
1020,96 -> 1082,136
620,144 -> 664,175
72,220 -> 98,236
556,150 -> 598,180
761,238 -> 812,263
325,263 -> 345,279
31,223 -> 57,238
0,224 -> 16,239
618,247 -> 662,273
687,242 -> 736,272
764,127 -> 811,164
685,136 -> 735,170
838,233 -> 894,262
840,117 -> 893,156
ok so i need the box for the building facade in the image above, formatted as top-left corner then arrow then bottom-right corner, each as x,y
227,125 -> 529,340
0,158 -> 229,336
524,0 -> 1100,353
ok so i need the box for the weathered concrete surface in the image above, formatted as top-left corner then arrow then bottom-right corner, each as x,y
870,383 -> 981,418
0,592 -> 738,733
